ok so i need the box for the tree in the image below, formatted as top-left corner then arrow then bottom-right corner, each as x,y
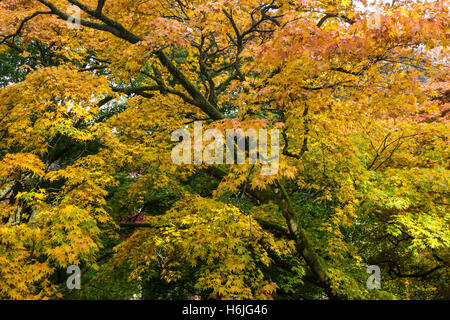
0,0 -> 448,300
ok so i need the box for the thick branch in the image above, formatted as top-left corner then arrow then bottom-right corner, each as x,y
317,13 -> 355,28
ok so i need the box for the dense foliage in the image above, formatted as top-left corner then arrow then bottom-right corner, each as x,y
0,0 -> 448,300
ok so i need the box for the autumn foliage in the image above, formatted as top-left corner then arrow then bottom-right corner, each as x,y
0,0 -> 448,300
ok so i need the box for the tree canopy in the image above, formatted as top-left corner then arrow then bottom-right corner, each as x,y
0,0 -> 448,300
